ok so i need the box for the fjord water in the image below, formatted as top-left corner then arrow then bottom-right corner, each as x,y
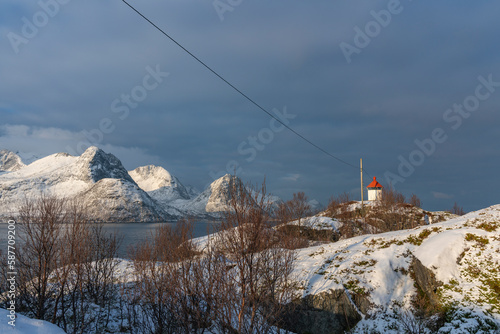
0,221 -> 217,259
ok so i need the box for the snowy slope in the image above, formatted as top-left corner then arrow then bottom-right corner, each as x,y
129,165 -> 191,204
0,149 -> 43,172
0,308 -> 66,333
292,205 -> 500,332
0,147 -> 173,221
287,216 -> 343,231
168,174 -> 246,218
0,149 -> 26,172
129,169 -> 242,219
0,148 -> 242,221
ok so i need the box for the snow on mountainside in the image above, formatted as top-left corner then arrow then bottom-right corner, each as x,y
129,165 -> 191,204
0,149 -> 41,172
170,174 -> 244,217
79,178 -> 171,222
0,147 -> 173,221
128,168 -> 243,219
0,149 -> 26,172
129,174 -> 250,219
192,204 -> 500,332
0,147 -> 277,221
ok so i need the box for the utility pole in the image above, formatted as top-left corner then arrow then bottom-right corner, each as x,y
360,158 -> 364,210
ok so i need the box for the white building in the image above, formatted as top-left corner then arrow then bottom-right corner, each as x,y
367,176 -> 383,201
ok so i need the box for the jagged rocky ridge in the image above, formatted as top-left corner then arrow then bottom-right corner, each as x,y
0,147 -> 177,222
0,147 -> 254,221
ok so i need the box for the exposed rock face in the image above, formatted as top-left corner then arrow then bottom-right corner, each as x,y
76,146 -> 134,184
283,289 -> 370,334
410,256 -> 443,307
0,149 -> 25,172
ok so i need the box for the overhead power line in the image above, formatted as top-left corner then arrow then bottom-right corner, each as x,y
121,0 -> 368,174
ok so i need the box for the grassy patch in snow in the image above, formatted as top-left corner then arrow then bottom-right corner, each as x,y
465,233 -> 490,248
476,221 -> 499,232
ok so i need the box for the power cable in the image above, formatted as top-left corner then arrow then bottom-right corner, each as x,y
121,0 -> 368,174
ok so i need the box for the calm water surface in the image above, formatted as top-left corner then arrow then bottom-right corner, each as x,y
0,221 -> 218,259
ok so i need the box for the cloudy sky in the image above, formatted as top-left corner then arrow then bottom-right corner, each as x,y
1,0 -> 499,212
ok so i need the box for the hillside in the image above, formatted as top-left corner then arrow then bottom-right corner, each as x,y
288,204 -> 500,333
189,202 -> 500,333
2,201 -> 499,333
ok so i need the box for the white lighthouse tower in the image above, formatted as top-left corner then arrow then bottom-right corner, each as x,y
366,177 -> 383,201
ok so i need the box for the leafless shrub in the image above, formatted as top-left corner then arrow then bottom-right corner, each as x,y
11,194 -> 122,333
450,202 -> 465,216
126,219 -> 217,334
127,179 -> 298,334
16,194 -> 66,320
327,192 -> 353,218
410,194 -> 422,208
82,224 -> 121,305
395,308 -> 429,334
381,186 -> 406,210
288,192 -> 311,229
214,180 -> 298,333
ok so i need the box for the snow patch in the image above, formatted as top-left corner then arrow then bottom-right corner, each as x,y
0,308 -> 66,334
414,229 -> 467,283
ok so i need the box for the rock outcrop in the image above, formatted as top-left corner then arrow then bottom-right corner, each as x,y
410,256 -> 443,307
283,289 -> 371,334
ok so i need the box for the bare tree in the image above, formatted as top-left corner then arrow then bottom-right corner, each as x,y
214,179 -> 298,334
381,186 -> 406,210
409,194 -> 422,208
450,202 -> 465,216
16,194 -> 66,320
126,179 -> 298,334
14,194 -> 122,333
288,192 -> 311,229
127,220 -> 207,334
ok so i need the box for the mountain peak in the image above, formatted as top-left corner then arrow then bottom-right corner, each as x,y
129,164 -> 191,203
0,149 -> 25,172
76,146 -> 134,183
129,165 -> 173,191
203,174 -> 243,212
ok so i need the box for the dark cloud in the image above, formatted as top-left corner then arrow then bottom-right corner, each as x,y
1,0 -> 499,212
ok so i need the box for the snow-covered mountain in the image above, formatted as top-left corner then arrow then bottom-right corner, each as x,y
0,149 -> 26,172
0,147 -> 174,222
168,174 -> 244,218
128,167 -> 243,219
0,147 -> 280,221
129,165 -> 191,203
128,169 -> 259,219
0,149 -> 41,172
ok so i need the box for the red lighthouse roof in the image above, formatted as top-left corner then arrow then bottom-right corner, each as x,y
367,177 -> 383,189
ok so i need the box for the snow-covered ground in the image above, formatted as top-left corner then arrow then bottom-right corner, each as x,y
286,216 -> 343,231
0,308 -> 66,334
294,204 -> 500,332
2,204 -> 500,333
